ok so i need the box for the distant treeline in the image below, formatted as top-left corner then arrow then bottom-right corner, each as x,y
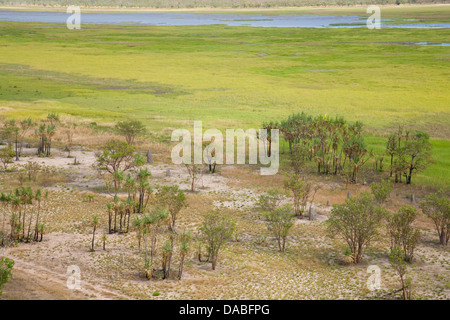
0,0 -> 447,9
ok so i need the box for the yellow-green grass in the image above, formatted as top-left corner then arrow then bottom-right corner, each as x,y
0,21 -> 449,187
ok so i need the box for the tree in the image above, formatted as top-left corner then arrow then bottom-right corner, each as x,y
136,167 -> 152,213
200,211 -> 236,270
387,206 -> 420,263
178,230 -> 191,280
161,239 -> 173,279
386,128 -> 432,184
64,122 -> 77,158
403,131 -> 432,185
18,118 -> 35,157
284,173 -> 316,217
95,139 -> 137,194
0,148 -> 15,171
265,205 -> 295,252
420,191 -> 449,246
156,185 -> 186,231
115,120 -> 146,146
185,164 -> 199,192
389,247 -> 410,300
44,113 -> 59,157
91,214 -> 99,251
327,193 -> 386,264
0,256 -> 14,295
370,179 -> 393,204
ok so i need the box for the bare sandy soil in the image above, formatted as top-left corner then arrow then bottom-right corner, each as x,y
0,146 -> 449,300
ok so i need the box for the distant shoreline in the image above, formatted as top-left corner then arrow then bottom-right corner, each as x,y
0,3 -> 449,13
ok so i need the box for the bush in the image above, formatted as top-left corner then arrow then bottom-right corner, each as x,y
0,256 -> 14,295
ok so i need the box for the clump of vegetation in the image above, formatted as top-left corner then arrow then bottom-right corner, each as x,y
156,185 -> 186,231
387,206 -> 420,263
284,173 -> 318,217
327,193 -> 386,264
389,247 -> 413,300
256,187 -> 283,212
386,127 -> 432,185
265,204 -> 295,252
115,120 -> 146,146
200,211 -> 236,270
0,187 -> 49,245
420,190 -> 449,246
370,179 -> 393,204
0,256 -> 14,295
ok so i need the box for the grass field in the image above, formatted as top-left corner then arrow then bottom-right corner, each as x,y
0,8 -> 449,188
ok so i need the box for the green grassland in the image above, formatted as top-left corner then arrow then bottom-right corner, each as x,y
0,18 -> 449,187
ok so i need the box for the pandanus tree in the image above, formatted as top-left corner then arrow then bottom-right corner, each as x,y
136,168 -> 152,213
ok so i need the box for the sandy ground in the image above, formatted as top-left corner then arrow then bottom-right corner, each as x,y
1,146 -> 448,300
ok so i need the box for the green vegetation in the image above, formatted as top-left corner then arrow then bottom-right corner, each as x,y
327,192 -> 386,264
0,256 -> 14,295
420,190 -> 449,246
0,11 -> 449,188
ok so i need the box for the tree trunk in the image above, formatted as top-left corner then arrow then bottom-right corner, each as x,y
91,226 -> 96,251
401,276 -> 407,300
178,256 -> 185,280
212,256 -> 217,270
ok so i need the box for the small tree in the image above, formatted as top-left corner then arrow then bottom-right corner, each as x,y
95,139 -> 137,194
403,131 -> 432,185
256,187 -> 283,212
284,172 -> 303,216
64,122 -> 77,158
91,214 -> 99,251
200,211 -> 236,270
370,179 -> 393,204
420,190 -> 449,246
115,120 -> 146,146
136,167 -> 152,213
178,231 -> 191,280
185,164 -> 199,192
0,148 -> 15,171
387,206 -> 420,263
156,185 -> 186,231
284,173 -> 316,217
389,247 -> 410,300
102,233 -> 107,250
327,193 -> 386,264
266,205 -> 295,252
161,240 -> 173,279
0,256 -> 14,295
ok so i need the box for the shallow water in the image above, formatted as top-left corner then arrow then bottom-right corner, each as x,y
0,10 -> 449,28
